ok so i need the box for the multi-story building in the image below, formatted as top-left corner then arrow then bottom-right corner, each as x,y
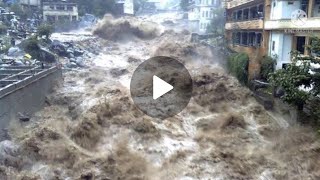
188,0 -> 222,34
19,0 -> 41,9
42,0 -> 79,23
225,0 -> 320,79
225,0 -> 269,79
265,0 -> 320,69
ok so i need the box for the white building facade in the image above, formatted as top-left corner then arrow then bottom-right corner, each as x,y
265,0 -> 320,69
42,0 -> 79,22
188,0 -> 221,34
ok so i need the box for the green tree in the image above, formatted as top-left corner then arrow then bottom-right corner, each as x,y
78,0 -> 116,17
37,24 -> 54,39
22,37 -> 41,60
9,3 -> 31,20
228,53 -> 249,85
207,8 -> 226,37
269,38 -> 320,111
0,24 -> 8,35
180,0 -> 189,11
260,55 -> 276,81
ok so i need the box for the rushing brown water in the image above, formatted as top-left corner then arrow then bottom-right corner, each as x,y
2,13 -> 320,180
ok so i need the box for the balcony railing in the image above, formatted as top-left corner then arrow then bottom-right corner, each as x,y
225,19 -> 263,30
264,18 -> 320,30
226,0 -> 255,9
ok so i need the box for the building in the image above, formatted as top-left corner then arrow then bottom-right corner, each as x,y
188,0 -> 222,34
225,0 -> 320,79
42,0 -> 79,23
225,0 -> 268,79
19,0 -> 41,9
116,0 -> 135,15
265,0 -> 320,69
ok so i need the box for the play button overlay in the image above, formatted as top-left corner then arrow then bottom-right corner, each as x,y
153,75 -> 173,100
130,56 -> 193,119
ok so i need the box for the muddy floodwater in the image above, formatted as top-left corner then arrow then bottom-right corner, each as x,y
2,13 -> 320,180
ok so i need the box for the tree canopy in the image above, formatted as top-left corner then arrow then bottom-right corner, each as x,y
269,36 -> 320,112
78,0 -> 116,17
180,0 -> 189,11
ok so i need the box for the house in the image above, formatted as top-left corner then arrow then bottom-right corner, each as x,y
224,0 -> 267,79
265,0 -> 320,69
116,0 -> 135,15
42,0 -> 79,23
188,0 -> 222,34
19,0 -> 41,9
225,0 -> 320,79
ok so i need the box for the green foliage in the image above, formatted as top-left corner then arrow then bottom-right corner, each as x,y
10,3 -> 23,16
22,37 -> 41,60
269,50 -> 315,110
180,0 -> 189,11
37,24 -> 54,39
78,0 -> 116,17
308,36 -> 320,56
260,56 -> 276,80
207,8 -> 226,37
228,53 -> 249,85
0,39 -> 11,54
0,24 -> 8,35
9,3 -> 31,20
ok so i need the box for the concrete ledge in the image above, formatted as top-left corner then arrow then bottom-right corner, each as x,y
0,65 -> 62,140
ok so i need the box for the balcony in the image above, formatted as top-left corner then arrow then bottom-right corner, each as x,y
264,18 -> 320,30
226,0 -> 255,9
225,19 -> 263,30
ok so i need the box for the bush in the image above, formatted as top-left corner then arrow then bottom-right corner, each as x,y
260,56 -> 276,80
0,24 -> 8,35
22,37 -> 41,59
228,53 -> 249,85
37,24 -> 54,39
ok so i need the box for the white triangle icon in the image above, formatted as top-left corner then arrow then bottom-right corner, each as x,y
153,75 -> 174,100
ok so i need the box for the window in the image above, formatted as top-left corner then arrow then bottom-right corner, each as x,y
202,11 -> 205,17
206,11 -> 209,18
272,41 -> 275,51
67,6 -> 73,11
56,5 -> 65,11
273,2 -> 276,7
256,33 -> 262,46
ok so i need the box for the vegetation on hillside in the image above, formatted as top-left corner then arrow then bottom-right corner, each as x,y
269,36 -> 320,123
180,0 -> 189,11
227,53 -> 249,85
207,8 -> 225,37
22,36 -> 41,60
260,55 -> 276,81
78,0 -> 117,17
37,24 -> 54,39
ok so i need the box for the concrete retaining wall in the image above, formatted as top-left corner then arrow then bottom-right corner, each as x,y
0,66 -> 62,140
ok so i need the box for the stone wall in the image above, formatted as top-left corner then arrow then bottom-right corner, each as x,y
0,66 -> 62,140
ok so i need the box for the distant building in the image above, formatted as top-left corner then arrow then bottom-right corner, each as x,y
19,0 -> 41,8
116,0 -> 135,15
42,0 -> 79,23
188,0 -> 222,34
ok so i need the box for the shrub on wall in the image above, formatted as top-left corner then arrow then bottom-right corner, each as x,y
0,24 -> 8,35
260,55 -> 276,81
227,53 -> 249,85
